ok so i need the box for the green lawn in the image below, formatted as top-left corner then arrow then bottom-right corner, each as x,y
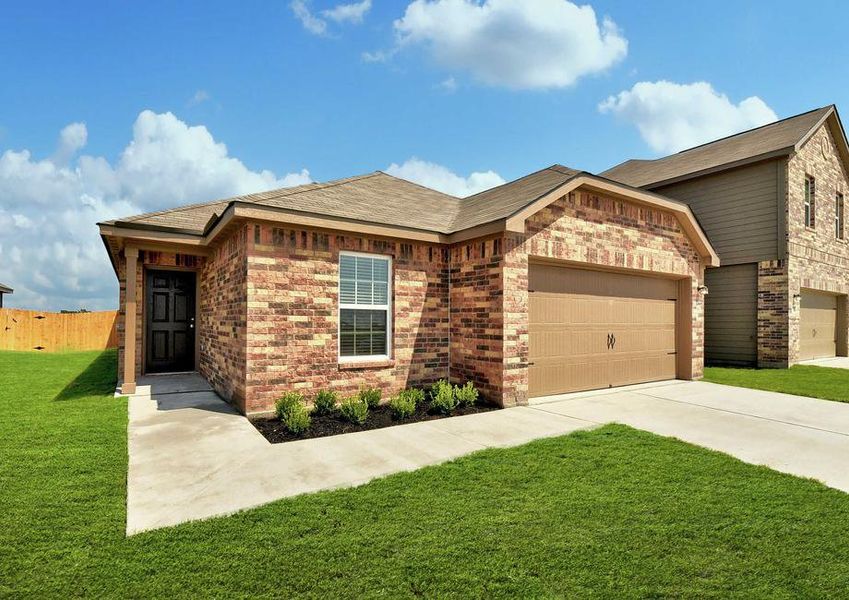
705,364 -> 849,403
4,352 -> 849,597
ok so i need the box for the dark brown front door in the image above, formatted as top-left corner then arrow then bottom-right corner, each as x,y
146,270 -> 196,373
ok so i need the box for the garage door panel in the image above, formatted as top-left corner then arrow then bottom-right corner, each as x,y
800,290 -> 837,361
529,265 -> 678,397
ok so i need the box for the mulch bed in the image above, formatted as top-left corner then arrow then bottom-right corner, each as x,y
252,400 -> 500,444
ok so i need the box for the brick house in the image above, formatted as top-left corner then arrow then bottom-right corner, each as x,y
100,165 -> 718,415
604,105 -> 849,367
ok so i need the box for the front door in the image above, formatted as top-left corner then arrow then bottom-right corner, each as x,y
146,270 -> 196,373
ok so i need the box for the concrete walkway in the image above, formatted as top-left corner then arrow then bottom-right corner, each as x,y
127,375 -> 849,535
126,375 -> 591,534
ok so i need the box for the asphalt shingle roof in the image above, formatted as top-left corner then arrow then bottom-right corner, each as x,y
602,106 -> 834,188
106,166 -> 586,236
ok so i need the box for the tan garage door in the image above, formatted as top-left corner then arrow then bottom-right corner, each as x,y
800,290 -> 837,361
529,264 -> 678,398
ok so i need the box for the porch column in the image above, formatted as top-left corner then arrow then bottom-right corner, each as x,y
121,247 -> 139,395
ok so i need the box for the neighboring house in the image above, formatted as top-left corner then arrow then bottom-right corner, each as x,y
0,283 -> 12,308
99,166 -> 717,415
603,105 -> 849,367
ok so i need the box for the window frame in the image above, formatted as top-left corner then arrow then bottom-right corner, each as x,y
837,192 -> 845,240
337,251 -> 392,363
804,175 -> 816,228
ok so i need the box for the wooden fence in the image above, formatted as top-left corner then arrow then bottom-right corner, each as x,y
0,308 -> 119,352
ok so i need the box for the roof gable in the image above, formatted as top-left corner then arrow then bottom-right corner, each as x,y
602,106 -> 839,188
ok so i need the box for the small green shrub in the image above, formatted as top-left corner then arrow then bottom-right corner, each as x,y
454,381 -> 479,407
389,394 -> 416,419
430,379 -> 457,414
358,387 -> 382,409
282,402 -> 311,434
275,392 -> 305,421
313,390 -> 338,416
340,397 -> 369,425
398,387 -> 425,407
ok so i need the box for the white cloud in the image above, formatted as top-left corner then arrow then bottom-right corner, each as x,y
291,0 -> 328,35
0,111 -> 311,311
382,0 -> 627,89
599,80 -> 778,154
292,0 -> 371,35
385,157 -> 504,197
188,89 -> 211,106
436,76 -> 458,93
322,0 -> 372,24
52,122 -> 87,165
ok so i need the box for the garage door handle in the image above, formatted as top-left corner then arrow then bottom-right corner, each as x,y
607,333 -> 616,350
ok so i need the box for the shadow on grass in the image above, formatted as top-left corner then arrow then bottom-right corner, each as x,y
53,349 -> 118,401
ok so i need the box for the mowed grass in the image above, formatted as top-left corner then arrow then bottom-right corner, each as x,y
4,352 -> 849,597
705,364 -> 849,403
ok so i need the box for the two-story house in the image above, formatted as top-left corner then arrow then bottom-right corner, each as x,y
603,105 -> 849,367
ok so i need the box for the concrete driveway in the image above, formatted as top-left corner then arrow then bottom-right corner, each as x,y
127,376 -> 849,534
800,356 -> 849,369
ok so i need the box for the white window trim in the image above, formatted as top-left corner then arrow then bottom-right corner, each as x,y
804,176 -> 815,228
338,251 -> 392,363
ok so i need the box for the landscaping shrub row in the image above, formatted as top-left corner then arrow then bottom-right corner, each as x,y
252,380 -> 497,444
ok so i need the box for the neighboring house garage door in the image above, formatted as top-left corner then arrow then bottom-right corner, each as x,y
704,264 -> 758,366
800,290 -> 838,361
528,263 -> 678,398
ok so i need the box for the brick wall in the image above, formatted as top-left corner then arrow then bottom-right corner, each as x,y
244,224 -> 449,415
198,227 -> 248,410
448,236 -> 505,404
501,189 -> 706,406
785,123 -> 849,362
757,259 -> 790,367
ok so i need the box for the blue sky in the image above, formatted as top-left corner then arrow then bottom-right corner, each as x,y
2,0 -> 848,310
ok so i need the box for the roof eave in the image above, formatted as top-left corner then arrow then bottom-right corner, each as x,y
638,147 -> 796,190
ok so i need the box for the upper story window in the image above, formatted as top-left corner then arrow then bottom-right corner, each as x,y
804,175 -> 816,228
837,193 -> 845,240
339,252 -> 390,360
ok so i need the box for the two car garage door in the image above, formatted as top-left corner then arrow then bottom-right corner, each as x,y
528,264 -> 680,398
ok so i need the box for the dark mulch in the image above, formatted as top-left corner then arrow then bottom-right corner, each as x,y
252,400 -> 500,444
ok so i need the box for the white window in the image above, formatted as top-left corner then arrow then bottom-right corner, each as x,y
338,252 -> 391,360
837,193 -> 845,240
804,175 -> 816,228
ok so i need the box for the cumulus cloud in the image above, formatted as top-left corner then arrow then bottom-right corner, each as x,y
385,157 -> 504,197
52,122 -> 88,165
599,80 -> 778,154
323,0 -> 372,23
376,0 -> 627,89
0,111 -> 310,311
291,0 -> 371,35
